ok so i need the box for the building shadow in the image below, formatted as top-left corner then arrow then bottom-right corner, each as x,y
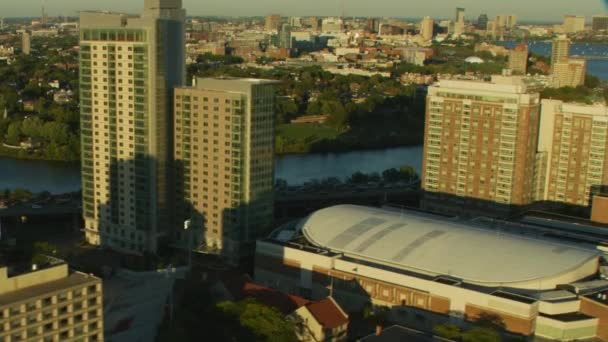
420,189 -> 595,220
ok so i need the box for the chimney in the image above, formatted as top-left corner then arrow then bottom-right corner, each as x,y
375,325 -> 383,336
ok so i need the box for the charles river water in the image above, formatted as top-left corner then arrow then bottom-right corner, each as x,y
1,41 -> 607,194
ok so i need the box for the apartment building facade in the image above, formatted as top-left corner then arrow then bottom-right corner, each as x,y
550,36 -> 586,88
536,100 -> 608,206
0,262 -> 103,342
79,0 -> 186,254
422,76 -> 541,215
174,78 -> 276,262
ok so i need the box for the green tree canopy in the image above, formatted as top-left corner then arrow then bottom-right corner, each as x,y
462,327 -> 502,342
216,299 -> 296,342
433,323 -> 462,340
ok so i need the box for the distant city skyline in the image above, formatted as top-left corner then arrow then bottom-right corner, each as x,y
3,0 -> 607,22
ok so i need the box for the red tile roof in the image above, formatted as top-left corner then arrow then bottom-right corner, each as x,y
220,274 -> 309,315
241,281 -> 310,314
305,297 -> 349,329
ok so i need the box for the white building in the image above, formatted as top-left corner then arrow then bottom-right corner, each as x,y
255,205 -> 607,340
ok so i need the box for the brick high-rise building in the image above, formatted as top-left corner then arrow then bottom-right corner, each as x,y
265,14 -> 281,32
79,0 -> 186,254
174,78 -> 277,263
508,41 -> 528,75
422,76 -> 541,216
0,260 -> 103,341
592,15 -> 608,31
535,100 -> 608,206
366,18 -> 380,33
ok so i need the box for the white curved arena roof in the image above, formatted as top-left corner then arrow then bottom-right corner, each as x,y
300,205 -> 600,288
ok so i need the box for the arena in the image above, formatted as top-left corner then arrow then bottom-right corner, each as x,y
255,205 -> 608,340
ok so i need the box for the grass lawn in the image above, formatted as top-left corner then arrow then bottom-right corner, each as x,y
276,123 -> 341,142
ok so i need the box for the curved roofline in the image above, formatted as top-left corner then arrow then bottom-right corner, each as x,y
299,205 -> 601,288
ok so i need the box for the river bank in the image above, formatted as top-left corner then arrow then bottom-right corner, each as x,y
0,145 -> 79,163
0,146 -> 424,193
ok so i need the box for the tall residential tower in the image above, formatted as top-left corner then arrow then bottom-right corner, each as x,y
422,76 -> 541,216
79,0 -> 186,254
536,100 -> 608,206
174,78 -> 277,262
550,36 -> 586,88
420,16 -> 434,41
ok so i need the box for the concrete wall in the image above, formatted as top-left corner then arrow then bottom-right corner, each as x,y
0,264 -> 68,294
535,316 -> 598,341
580,297 -> 608,341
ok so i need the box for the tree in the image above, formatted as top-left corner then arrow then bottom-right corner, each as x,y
216,299 -> 296,342
476,312 -> 506,330
382,168 -> 401,183
5,121 -> 21,145
399,165 -> 419,181
433,323 -> 462,340
585,74 -> 600,89
348,171 -> 370,184
31,241 -> 57,265
462,327 -> 501,342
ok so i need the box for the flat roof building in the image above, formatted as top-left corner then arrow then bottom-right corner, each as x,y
536,100 -> 608,206
174,77 -> 277,262
508,42 -> 528,75
79,0 -> 186,254
0,260 -> 103,341
255,205 -> 607,340
420,17 -> 434,41
563,15 -> 586,33
592,15 -> 608,31
422,76 -> 541,216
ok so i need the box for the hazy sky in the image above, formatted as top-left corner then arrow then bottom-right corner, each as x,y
3,0 -> 607,22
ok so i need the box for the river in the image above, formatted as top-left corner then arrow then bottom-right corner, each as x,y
0,146 -> 424,194
4,41 -> 608,194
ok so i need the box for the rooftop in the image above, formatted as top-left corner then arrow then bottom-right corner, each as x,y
360,325 -> 454,342
304,297 -> 348,329
220,274 -> 310,315
0,271 -> 98,307
299,205 -> 601,289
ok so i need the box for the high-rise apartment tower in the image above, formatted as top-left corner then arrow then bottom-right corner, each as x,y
536,100 -> 608,206
174,78 -> 277,262
420,16 -> 434,41
422,76 -> 541,215
79,0 -> 186,254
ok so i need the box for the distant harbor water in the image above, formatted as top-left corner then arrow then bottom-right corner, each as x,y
501,41 -> 608,81
0,146 -> 424,193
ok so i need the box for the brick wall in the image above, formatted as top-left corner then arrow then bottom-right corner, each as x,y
580,297 -> 608,341
465,304 -> 535,336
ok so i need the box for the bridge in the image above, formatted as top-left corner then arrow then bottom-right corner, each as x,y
0,200 -> 81,218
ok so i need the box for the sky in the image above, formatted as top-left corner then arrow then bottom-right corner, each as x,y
2,0 -> 606,22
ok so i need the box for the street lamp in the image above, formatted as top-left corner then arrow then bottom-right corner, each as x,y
184,219 -> 192,270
